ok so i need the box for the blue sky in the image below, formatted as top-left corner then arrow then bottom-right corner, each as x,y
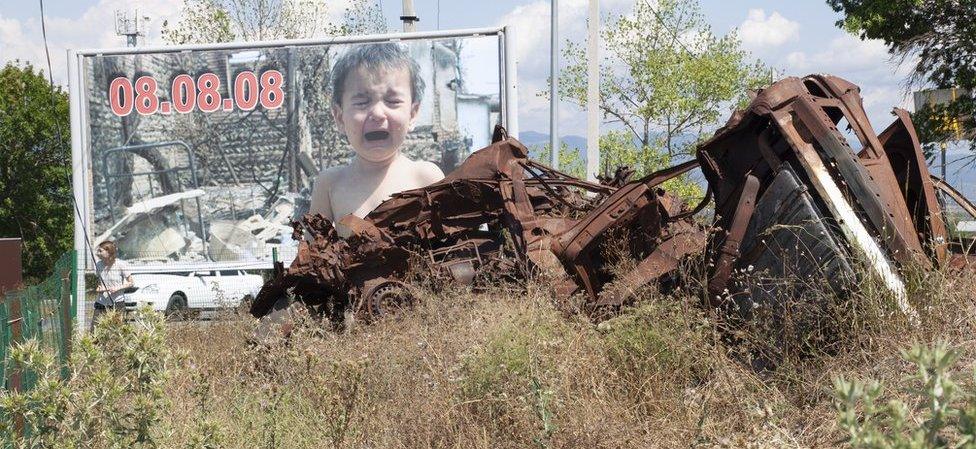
0,0 -> 919,136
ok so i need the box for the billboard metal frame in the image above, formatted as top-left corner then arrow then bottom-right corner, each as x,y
68,27 -> 517,331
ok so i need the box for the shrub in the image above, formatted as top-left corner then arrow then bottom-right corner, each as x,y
0,307 -> 175,448
835,341 -> 976,448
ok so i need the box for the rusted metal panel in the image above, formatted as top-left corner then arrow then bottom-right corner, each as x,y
0,238 -> 23,294
695,74 -> 934,318
550,159 -> 701,302
790,94 -> 924,267
805,76 -> 926,264
877,109 -> 949,265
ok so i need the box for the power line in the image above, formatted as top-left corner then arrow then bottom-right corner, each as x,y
38,0 -> 105,293
37,0 -> 62,147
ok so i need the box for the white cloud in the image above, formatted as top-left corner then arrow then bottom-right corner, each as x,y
778,32 -> 918,128
495,0 -> 633,135
0,14 -> 44,68
738,9 -> 799,49
783,33 -> 889,74
0,0 -> 183,84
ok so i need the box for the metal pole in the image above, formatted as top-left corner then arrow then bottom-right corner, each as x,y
550,0 -> 559,168
401,0 -> 418,32
585,0 -> 599,182
68,50 -> 88,333
502,26 -> 519,137
286,48 -> 298,192
941,141 -> 947,180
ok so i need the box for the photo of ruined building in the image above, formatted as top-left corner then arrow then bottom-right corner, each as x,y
81,37 -> 502,267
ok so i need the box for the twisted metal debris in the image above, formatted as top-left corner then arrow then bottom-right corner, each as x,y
250,74 -> 976,332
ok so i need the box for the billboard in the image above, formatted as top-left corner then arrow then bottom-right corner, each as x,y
68,28 -> 516,274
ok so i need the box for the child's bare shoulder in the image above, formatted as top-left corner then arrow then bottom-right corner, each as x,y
310,164 -> 354,219
407,159 -> 445,184
317,164 -> 355,189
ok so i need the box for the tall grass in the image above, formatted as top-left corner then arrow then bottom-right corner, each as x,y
2,258 -> 975,448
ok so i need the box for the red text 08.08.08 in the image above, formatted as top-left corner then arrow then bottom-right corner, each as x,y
108,70 -> 284,117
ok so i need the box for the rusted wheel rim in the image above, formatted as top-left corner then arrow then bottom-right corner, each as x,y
363,280 -> 415,319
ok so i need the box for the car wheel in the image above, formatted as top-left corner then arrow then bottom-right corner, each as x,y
165,293 -> 188,320
362,278 -> 416,321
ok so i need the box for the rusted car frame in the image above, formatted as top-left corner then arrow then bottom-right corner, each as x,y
251,128 -> 705,325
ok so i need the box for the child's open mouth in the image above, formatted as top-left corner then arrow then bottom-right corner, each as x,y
364,131 -> 390,141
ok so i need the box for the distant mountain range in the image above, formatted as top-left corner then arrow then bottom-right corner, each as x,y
516,130 -> 976,201
517,130 -> 698,151
518,131 -> 588,151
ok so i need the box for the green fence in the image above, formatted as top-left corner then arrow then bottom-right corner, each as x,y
0,250 -> 77,392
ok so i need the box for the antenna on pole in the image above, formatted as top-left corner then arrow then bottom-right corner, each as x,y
115,9 -> 150,47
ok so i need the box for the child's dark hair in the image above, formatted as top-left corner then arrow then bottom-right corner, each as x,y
330,42 -> 425,105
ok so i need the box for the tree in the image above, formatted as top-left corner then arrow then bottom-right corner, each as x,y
828,0 -> 976,148
162,0 -> 387,44
557,0 -> 768,160
0,62 -> 72,282
597,130 -> 702,200
532,132 -> 703,201
534,143 -> 586,179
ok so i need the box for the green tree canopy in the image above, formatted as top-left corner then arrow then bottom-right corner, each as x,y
556,0 -> 768,160
533,132 -> 703,201
0,62 -> 72,282
828,0 -> 976,146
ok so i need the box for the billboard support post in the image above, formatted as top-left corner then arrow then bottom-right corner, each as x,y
503,27 -> 519,137
68,50 -> 88,333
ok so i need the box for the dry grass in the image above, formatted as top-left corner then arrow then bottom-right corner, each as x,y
155,261 -> 976,448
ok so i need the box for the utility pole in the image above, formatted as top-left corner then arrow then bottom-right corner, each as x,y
550,0 -> 559,168
401,0 -> 419,32
115,10 -> 149,47
585,0 -> 599,182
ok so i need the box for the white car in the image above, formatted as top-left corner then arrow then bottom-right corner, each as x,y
121,269 -> 264,316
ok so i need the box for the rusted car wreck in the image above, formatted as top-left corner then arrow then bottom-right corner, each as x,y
251,74 -> 975,329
